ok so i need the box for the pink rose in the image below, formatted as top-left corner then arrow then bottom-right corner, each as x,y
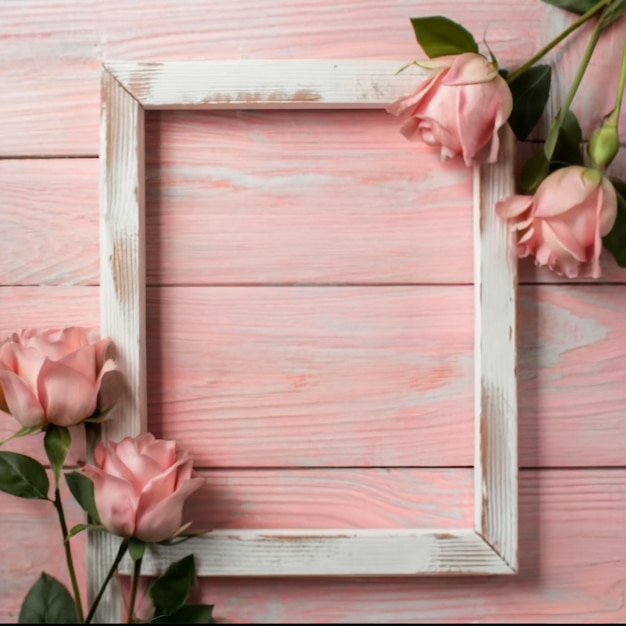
0,326 -> 117,428
82,433 -> 204,543
496,166 -> 617,278
387,52 -> 513,166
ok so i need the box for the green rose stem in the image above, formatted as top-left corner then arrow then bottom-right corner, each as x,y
589,35 -> 626,168
506,0 -> 612,84
127,553 -> 143,623
85,537 -> 130,624
52,487 -> 85,622
608,35 -> 626,126
543,5 -> 609,161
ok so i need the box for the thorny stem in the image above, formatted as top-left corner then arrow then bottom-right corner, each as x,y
53,487 -> 85,622
506,0 -> 612,83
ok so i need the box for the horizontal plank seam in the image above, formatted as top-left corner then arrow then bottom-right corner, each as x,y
0,155 -> 98,160
4,281 -> 626,287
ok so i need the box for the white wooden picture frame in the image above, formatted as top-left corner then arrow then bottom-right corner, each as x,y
95,59 -> 518,620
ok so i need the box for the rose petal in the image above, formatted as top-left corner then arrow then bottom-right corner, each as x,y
598,177 -> 618,236
533,167 -> 600,218
135,459 -> 189,515
540,221 -> 585,272
8,344 -> 46,392
0,370 -> 45,427
442,53 -> 498,86
59,344 -> 98,384
111,437 -> 164,489
456,79 -> 512,166
141,438 -> 177,470
417,117 -> 461,157
135,476 -> 205,543
496,194 -> 534,220
386,73 -> 442,117
82,466 -> 137,537
37,359 -> 98,426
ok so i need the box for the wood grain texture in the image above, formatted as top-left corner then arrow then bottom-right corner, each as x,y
0,159 -> 99,286
183,468 -> 474,530
112,470 -> 626,624
473,128 -> 517,569
145,285 -> 475,468
0,146 -> 624,287
108,60 -> 429,109
94,68 -> 148,622
0,0 -> 624,622
0,284 -> 624,469
0,1 -> 624,155
144,108 -> 475,285
518,284 -> 626,468
93,64 -> 515,617
0,477 -> 87,624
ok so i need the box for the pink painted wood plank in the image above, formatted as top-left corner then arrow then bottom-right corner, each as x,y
0,478 -> 87,624
0,149 -> 626,285
2,469 -> 624,622
1,148 -> 624,287
144,110 -> 475,285
146,285 -> 475,467
1,285 -> 624,468
184,468 -> 473,530
0,1 -> 624,156
151,470 -> 626,624
0,159 -> 99,286
518,285 -> 626,468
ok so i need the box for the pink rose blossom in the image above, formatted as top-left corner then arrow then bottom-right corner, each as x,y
496,166 -> 617,278
0,326 -> 117,428
81,433 -> 205,543
387,52 -> 513,166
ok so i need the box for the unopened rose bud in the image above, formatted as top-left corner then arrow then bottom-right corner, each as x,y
588,121 -> 620,170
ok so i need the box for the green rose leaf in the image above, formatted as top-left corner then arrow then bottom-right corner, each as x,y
520,150 -> 550,193
44,426 -> 71,486
0,451 -> 49,500
410,16 -> 479,58
151,604 -> 214,624
18,572 -> 78,624
507,65 -> 551,140
551,110 -> 584,167
600,0 -> 626,28
603,177 -> 626,267
150,554 -> 196,615
542,0 -> 625,26
65,471 -> 100,524
66,523 -> 91,539
541,0 -> 603,14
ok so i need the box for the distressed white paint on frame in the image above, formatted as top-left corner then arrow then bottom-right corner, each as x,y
96,60 -> 518,622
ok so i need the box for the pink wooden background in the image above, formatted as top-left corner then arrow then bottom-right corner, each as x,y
1,0 -> 626,622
